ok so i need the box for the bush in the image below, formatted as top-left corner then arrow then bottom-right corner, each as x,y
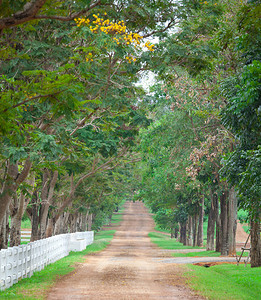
238,209 -> 248,223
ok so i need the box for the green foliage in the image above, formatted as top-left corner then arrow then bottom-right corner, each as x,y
237,209 -> 249,224
154,208 -> 176,231
186,264 -> 261,300
221,61 -> 261,217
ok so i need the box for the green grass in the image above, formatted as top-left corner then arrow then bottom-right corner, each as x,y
21,219 -> 31,229
0,229 -> 115,299
109,200 -> 126,224
148,232 -> 202,250
172,250 -> 248,258
154,225 -> 171,234
173,251 -> 221,257
203,221 -> 208,245
150,231 -> 248,259
153,221 -> 209,246
110,214 -> 122,224
110,207 -> 124,224
186,264 -> 261,300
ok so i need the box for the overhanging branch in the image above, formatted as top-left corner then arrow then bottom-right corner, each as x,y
0,0 -> 102,31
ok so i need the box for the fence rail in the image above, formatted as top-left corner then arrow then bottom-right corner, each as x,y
0,231 -> 94,291
21,229 -> 31,242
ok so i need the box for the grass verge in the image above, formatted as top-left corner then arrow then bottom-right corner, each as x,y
110,205 -> 125,224
154,225 -> 171,234
185,263 -> 261,300
148,232 -> 201,250
21,219 -> 31,229
172,250 -> 248,258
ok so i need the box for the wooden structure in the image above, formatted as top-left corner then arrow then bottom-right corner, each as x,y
236,232 -> 251,266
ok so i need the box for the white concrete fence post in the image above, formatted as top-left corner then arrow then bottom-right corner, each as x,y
0,231 -> 94,291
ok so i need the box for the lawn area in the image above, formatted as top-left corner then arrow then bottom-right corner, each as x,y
172,250 -> 248,258
110,204 -> 125,224
173,250 -> 222,257
148,232 -> 202,250
150,227 -> 257,300
21,218 -> 32,229
154,225 -> 171,234
186,263 -> 261,300
153,221 -> 209,246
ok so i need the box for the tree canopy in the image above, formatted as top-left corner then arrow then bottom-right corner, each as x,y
0,0 -> 261,267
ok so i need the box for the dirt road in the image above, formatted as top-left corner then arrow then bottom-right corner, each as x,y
47,201 -> 204,299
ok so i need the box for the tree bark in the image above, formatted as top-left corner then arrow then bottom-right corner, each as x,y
250,217 -> 261,267
30,191 -> 40,242
0,0 -> 102,31
215,203 -> 221,252
206,191 -> 216,251
187,215 -> 193,246
179,222 -> 187,245
170,227 -> 174,239
220,191 -> 229,255
228,187 -> 237,256
174,226 -> 179,239
87,213 -> 92,231
197,195 -> 204,247
9,194 -> 24,247
193,214 -> 198,247
39,170 -> 58,238
0,211 -> 9,249
0,158 -> 32,232
9,174 -> 35,246
46,218 -> 55,237
0,162 -> 19,227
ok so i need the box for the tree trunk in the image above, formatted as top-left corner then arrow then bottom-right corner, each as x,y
87,212 -> 92,231
170,227 -> 174,238
215,214 -> 221,252
187,215 -> 193,246
30,191 -> 40,242
220,191 -> 229,255
250,217 -> 261,268
54,215 -> 62,235
9,174 -> 35,246
78,214 -> 83,231
206,191 -> 216,251
0,163 -> 19,228
174,226 -> 179,239
70,213 -> 77,233
82,213 -> 88,232
193,214 -> 198,247
228,187 -> 237,256
0,211 -> 9,249
0,159 -> 32,228
39,170 -> 58,238
46,218 -> 55,237
179,222 -> 187,245
9,194 -> 24,247
197,195 -> 204,247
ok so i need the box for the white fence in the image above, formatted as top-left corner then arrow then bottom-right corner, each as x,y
21,229 -> 31,242
0,231 -> 94,291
